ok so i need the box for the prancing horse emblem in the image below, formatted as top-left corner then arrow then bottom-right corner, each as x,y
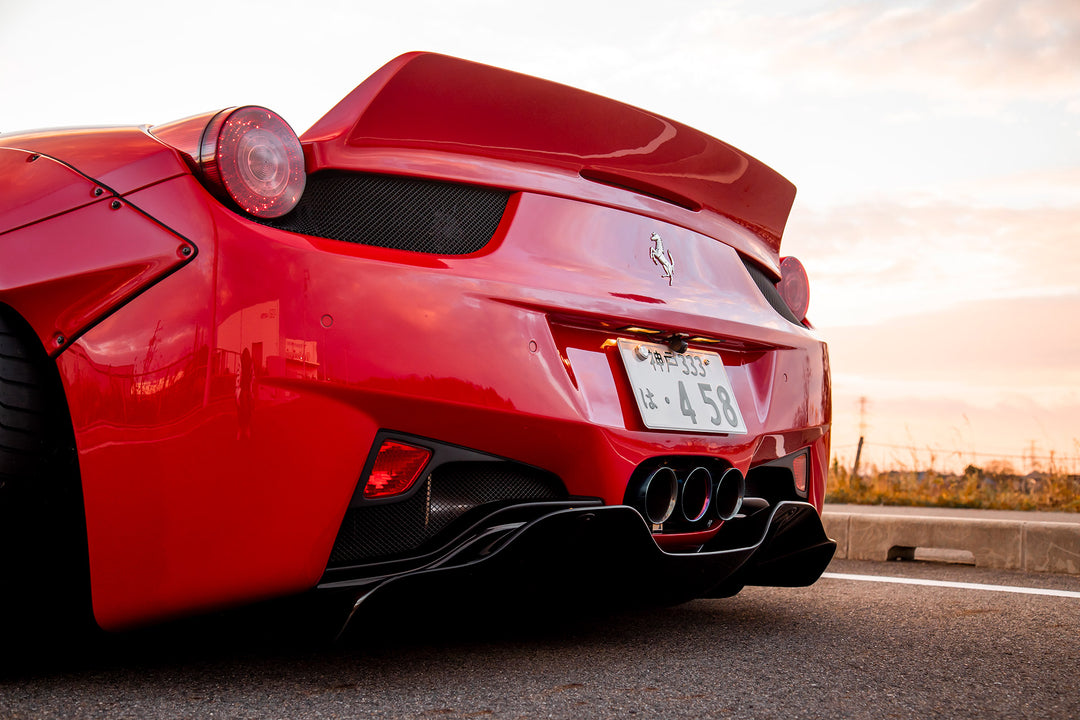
650,232 -> 675,284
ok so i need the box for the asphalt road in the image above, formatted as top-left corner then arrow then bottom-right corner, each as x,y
2,558 -> 1078,719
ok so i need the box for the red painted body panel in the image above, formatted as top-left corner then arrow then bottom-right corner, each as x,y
0,188 -> 196,355
0,129 -> 196,354
1,54 -> 830,630
0,126 -> 190,195
0,148 -> 102,235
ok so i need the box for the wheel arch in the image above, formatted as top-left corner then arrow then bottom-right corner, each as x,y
0,300 -> 93,629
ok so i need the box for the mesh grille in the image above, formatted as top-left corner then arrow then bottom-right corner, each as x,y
256,171 -> 510,255
328,462 -> 565,567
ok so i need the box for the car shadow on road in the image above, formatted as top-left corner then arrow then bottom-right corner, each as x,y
0,585 -> 816,680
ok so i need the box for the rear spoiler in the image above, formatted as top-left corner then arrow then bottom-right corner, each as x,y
303,52 -> 795,255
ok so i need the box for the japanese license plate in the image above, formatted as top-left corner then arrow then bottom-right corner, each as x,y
617,339 -> 747,434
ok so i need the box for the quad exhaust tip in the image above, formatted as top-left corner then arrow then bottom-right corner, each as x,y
680,467 -> 712,523
713,467 -> 745,521
641,466 -> 679,525
633,464 -> 745,527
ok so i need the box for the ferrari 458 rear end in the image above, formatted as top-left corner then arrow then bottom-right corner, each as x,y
0,52 -> 833,632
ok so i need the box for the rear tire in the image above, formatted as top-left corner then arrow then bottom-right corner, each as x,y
0,307 -> 91,638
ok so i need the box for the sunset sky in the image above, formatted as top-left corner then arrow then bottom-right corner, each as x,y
3,0 -> 1077,473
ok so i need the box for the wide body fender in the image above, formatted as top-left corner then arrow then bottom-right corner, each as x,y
0,135 -> 196,354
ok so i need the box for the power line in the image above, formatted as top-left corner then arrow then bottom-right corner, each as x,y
832,441 -> 1071,463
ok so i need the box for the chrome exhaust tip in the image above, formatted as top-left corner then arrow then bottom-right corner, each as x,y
680,467 -> 713,523
713,467 -> 745,521
639,466 -> 678,525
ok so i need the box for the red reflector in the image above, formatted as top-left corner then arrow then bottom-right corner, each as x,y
363,441 -> 432,499
777,256 -> 810,322
792,453 -> 808,494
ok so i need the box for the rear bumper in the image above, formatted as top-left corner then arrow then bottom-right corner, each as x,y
325,500 -> 835,633
56,174 -> 830,630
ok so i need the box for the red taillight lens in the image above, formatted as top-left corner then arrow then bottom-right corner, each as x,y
362,440 -> 432,499
198,106 -> 305,218
777,256 -> 810,322
792,453 -> 808,495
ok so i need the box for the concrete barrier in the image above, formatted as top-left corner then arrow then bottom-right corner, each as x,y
823,511 -> 1080,575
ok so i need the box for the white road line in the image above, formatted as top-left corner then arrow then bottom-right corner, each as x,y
821,572 -> 1080,599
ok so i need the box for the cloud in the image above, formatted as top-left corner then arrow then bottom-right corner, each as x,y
784,199 -> 1080,326
827,294 -> 1080,391
825,293 -> 1080,470
707,0 -> 1080,104
937,167 -> 1080,209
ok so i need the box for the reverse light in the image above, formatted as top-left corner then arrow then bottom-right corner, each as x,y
198,106 -> 306,218
777,256 -> 810,323
362,440 -> 432,499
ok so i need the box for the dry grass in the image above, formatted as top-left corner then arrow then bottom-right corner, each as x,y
826,459 -> 1080,512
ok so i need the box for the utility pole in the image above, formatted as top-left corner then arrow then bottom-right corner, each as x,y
852,436 -> 864,480
852,396 -> 867,479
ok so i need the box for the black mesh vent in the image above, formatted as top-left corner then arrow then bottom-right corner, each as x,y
742,259 -> 803,326
256,171 -> 510,255
328,462 -> 565,567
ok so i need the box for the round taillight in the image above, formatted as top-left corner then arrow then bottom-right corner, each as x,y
198,106 -> 305,218
777,256 -> 810,322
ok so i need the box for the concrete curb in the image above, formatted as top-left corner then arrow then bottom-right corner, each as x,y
822,511 -> 1080,575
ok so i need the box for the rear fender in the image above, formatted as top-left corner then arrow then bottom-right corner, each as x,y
0,148 -> 198,354
0,147 -> 103,235
0,126 -> 190,196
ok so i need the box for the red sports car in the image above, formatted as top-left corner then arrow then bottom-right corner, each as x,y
0,53 -> 834,632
